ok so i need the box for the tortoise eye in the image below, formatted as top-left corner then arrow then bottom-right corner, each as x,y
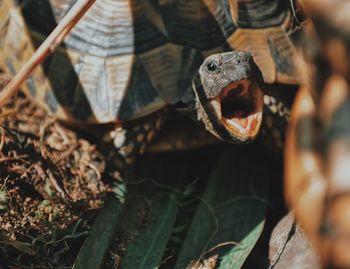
207,61 -> 219,71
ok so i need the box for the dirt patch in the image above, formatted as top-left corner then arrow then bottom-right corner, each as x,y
0,73 -> 111,267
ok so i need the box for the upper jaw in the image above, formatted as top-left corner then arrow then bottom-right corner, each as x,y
211,79 -> 264,142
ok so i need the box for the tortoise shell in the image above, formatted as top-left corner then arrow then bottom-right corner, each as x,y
0,0 -> 300,124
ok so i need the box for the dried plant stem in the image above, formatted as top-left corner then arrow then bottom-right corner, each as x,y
0,0 -> 96,107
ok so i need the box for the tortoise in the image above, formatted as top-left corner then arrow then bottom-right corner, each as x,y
0,0 -> 299,179
285,0 -> 350,267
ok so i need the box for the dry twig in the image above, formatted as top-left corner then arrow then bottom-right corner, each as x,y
0,0 -> 96,106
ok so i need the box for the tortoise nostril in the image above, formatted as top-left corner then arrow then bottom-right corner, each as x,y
236,55 -> 251,64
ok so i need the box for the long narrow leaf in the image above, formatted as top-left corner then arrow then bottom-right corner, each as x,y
121,193 -> 178,268
73,196 -> 123,269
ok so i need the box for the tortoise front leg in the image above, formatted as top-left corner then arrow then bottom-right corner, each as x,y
99,110 -> 166,182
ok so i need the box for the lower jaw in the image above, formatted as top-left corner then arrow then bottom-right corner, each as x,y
222,111 -> 263,142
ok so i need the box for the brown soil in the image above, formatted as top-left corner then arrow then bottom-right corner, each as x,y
0,73 -> 110,267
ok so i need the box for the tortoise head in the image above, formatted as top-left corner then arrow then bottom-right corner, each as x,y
192,50 -> 265,143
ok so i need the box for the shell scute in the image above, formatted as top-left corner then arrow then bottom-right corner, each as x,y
52,0 -> 168,57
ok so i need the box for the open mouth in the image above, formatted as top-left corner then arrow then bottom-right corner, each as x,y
216,79 -> 263,142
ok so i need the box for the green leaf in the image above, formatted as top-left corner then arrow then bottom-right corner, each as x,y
175,144 -> 271,269
41,199 -> 50,206
118,153 -> 191,269
121,193 -> 178,269
73,196 -> 123,269
172,223 -> 189,234
44,180 -> 55,197
219,220 -> 265,268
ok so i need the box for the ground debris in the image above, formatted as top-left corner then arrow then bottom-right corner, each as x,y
0,75 -> 110,267
186,255 -> 218,269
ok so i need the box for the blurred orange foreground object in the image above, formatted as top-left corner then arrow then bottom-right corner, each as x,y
286,0 -> 350,267
284,85 -> 326,251
0,0 -> 96,107
286,78 -> 350,268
